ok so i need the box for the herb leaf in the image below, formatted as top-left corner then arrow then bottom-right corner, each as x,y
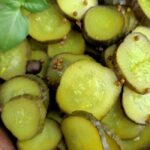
23,0 -> 48,12
0,6 -> 28,51
0,0 -> 23,8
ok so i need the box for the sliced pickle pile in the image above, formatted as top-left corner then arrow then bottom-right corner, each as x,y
0,0 -> 150,149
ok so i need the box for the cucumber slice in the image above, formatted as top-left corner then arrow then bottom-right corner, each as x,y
29,50 -> 49,78
47,53 -> 94,85
1,95 -> 46,140
61,111 -> 108,150
133,26 -> 150,41
138,0 -> 150,19
17,118 -> 62,150
0,41 -> 31,80
121,125 -> 150,150
104,44 -> 117,69
123,86 -> 150,124
57,0 -> 98,20
0,75 -> 49,108
57,60 -> 121,119
28,4 -> 71,42
84,6 -> 124,44
116,32 -> 150,94
102,99 -> 143,139
47,30 -> 85,57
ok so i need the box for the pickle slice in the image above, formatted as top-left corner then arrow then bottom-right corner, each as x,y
61,111 -> 108,150
28,3 -> 71,42
17,118 -> 62,150
138,0 -> 150,19
102,99 -> 143,139
47,30 -> 85,57
57,60 -> 121,119
123,86 -> 150,124
57,0 -> 98,20
0,75 -> 49,108
104,44 -> 117,69
116,32 -> 150,94
1,95 -> 46,140
0,41 -> 31,80
84,6 -> 124,43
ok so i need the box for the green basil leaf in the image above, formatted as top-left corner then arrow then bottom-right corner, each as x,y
23,0 -> 48,12
0,7 -> 28,51
0,0 -> 23,8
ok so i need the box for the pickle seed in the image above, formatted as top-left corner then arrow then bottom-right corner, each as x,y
82,0 -> 88,6
73,11 -> 78,17
133,35 -> 139,41
52,57 -> 63,71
